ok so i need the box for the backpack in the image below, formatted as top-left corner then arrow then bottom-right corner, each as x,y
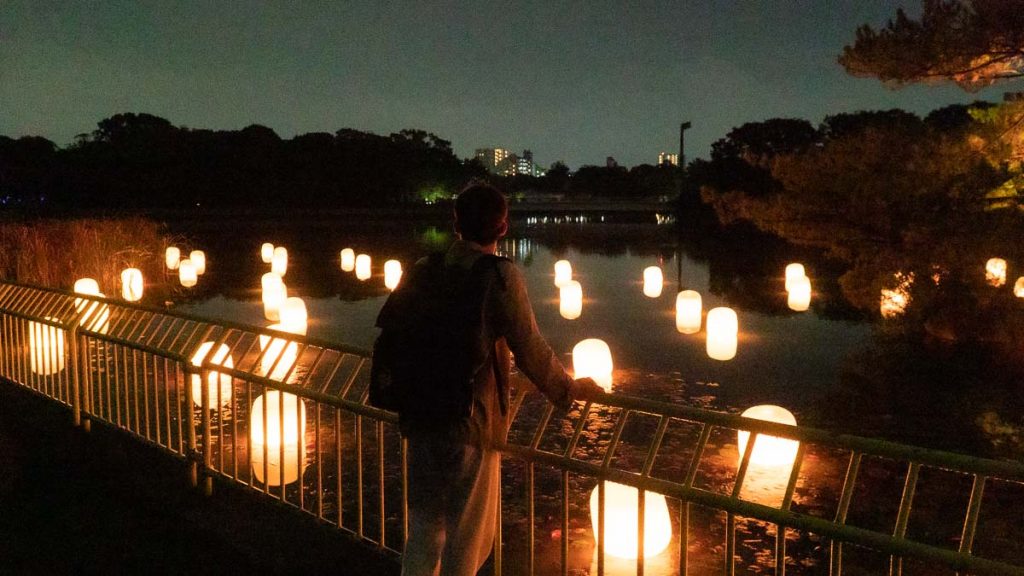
369,252 -> 508,423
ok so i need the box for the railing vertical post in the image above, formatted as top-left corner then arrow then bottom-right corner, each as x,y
185,360 -> 199,490
68,320 -> 83,428
201,367 -> 213,496
494,456 -> 502,576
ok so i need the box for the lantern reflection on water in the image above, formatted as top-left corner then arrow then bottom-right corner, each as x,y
73,278 -> 110,334
190,341 -> 234,409
165,247 -> 181,270
784,263 -> 805,292
706,307 -> 738,361
120,268 -> 143,302
554,259 -> 572,287
355,254 -> 371,281
340,248 -> 355,272
559,280 -> 582,320
272,247 -> 288,276
250,390 -> 306,486
29,317 -> 65,375
675,290 -> 702,334
384,260 -> 403,290
261,243 -> 274,264
190,250 -> 206,275
787,275 -> 811,312
642,266 -> 663,298
986,257 -> 1007,287
572,338 -> 612,392
589,482 -> 672,559
736,405 -> 800,507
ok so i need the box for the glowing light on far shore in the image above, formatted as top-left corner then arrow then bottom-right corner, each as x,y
986,257 -> 1007,287
642,266 -> 663,298
880,272 -> 914,318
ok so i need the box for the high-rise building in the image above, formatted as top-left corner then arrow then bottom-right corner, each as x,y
475,148 -> 512,173
658,152 -> 678,166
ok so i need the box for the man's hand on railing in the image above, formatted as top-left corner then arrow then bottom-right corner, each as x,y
569,377 -> 604,402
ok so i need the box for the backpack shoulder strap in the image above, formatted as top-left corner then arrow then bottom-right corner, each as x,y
470,254 -> 511,291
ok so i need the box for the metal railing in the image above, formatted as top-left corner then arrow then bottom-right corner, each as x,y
0,281 -> 1022,575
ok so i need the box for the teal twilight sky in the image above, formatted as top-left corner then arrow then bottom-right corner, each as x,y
1,1 -> 1019,168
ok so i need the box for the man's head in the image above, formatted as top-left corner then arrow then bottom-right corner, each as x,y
454,182 -> 508,246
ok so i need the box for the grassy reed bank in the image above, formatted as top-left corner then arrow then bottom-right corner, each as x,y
0,217 -> 167,294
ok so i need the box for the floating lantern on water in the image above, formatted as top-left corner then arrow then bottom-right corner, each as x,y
572,338 -> 613,392
736,405 -> 800,506
120,268 -> 143,302
178,260 -> 197,288
1015,277 -> 1024,298
589,481 -> 672,559
706,307 -> 738,361
986,258 -> 1007,287
261,243 -> 274,264
73,278 -> 110,334
190,341 -> 234,409
784,263 -> 805,292
560,281 -> 582,320
165,247 -> 181,270
340,248 -> 355,272
279,297 -> 308,335
272,247 -> 288,276
642,266 -> 663,298
261,273 -> 286,321
554,260 -> 573,287
384,260 -> 403,290
675,290 -> 702,334
787,275 -> 811,312
880,272 -> 914,318
29,317 -> 65,375
260,299 -> 306,381
355,254 -> 371,281
250,390 -> 307,486
190,250 -> 206,275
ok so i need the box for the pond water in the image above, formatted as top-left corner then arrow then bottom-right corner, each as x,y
164,211 -> 1024,460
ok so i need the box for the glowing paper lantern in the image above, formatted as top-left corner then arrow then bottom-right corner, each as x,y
261,273 -> 286,321
642,266 -> 663,298
340,248 -> 355,272
259,326 -> 300,381
250,390 -> 306,486
784,263 -> 805,292
572,338 -> 613,392
986,257 -> 1007,287
261,243 -> 274,263
178,259 -> 197,288
737,405 -> 799,468
787,275 -> 811,312
165,246 -> 181,270
1014,277 -> 1024,298
190,250 -> 206,275
189,341 -> 234,409
272,246 -> 288,276
355,254 -> 371,281
559,281 -> 582,320
706,307 -> 738,361
589,482 -> 672,559
675,290 -> 702,334
120,268 -> 143,302
73,278 -> 110,334
384,260 -> 403,290
29,317 -> 65,375
554,259 -> 573,288
279,297 -> 308,335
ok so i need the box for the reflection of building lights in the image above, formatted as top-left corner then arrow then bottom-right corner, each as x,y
642,266 -> 663,298
986,257 -> 1007,287
559,281 -> 582,320
572,338 -> 612,392
880,272 -> 914,318
589,482 -> 672,559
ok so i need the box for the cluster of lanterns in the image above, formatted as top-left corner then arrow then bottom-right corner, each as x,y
166,246 -> 207,288
986,257 -> 1024,298
339,247 -> 403,289
784,263 -> 811,312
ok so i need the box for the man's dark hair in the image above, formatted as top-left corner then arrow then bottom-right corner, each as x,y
454,182 -> 508,245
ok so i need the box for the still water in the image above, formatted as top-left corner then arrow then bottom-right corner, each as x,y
168,212 -> 1024,460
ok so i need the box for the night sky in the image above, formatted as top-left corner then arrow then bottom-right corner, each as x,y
1,1 -> 1014,168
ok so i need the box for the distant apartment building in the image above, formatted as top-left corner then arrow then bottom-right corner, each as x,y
658,152 -> 678,166
476,147 -> 543,176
